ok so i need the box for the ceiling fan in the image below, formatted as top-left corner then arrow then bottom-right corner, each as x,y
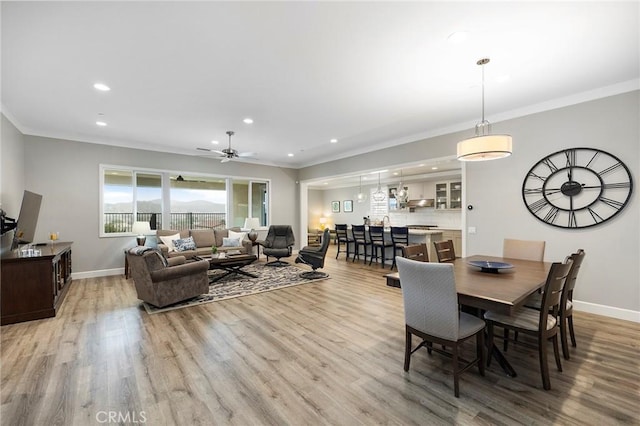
197,130 -> 256,163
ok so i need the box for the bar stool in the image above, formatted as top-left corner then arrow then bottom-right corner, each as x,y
334,224 -> 353,260
351,225 -> 369,263
368,225 -> 393,267
390,226 -> 409,270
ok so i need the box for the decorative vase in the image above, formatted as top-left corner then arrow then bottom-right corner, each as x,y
248,230 -> 258,242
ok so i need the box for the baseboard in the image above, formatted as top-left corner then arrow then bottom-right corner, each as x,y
72,268 -> 124,280
573,300 -> 640,323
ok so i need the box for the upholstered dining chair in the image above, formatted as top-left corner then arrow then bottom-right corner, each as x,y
258,225 -> 295,266
401,243 -> 429,262
368,225 -> 393,267
484,258 -> 573,390
390,226 -> 410,270
335,224 -> 353,260
396,257 -> 485,398
351,225 -> 369,264
503,238 -> 546,261
525,249 -> 586,359
434,239 -> 456,262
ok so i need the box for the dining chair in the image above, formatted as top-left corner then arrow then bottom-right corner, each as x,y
525,249 -> 585,359
351,225 -> 369,264
396,257 -> 485,398
434,239 -> 456,262
334,224 -> 353,260
368,225 -> 393,267
503,238 -> 546,261
401,243 -> 429,262
390,226 -> 410,270
484,258 -> 573,390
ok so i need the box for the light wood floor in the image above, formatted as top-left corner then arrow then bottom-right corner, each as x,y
2,246 -> 639,425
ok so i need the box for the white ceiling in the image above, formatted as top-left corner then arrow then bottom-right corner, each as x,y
2,2 -> 638,172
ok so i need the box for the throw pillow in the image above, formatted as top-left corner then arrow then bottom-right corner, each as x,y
228,230 -> 247,243
159,233 -> 181,252
222,237 -> 241,247
173,236 -> 196,252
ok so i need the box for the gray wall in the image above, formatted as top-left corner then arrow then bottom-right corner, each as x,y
1,115 -> 25,252
19,133 -> 299,275
300,91 -> 639,319
466,91 -> 639,317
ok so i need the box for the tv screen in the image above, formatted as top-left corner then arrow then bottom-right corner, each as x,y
12,190 -> 43,248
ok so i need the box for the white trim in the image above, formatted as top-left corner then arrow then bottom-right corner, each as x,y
573,300 -> 640,323
72,269 -> 124,280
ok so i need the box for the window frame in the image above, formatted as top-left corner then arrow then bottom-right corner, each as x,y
99,164 -> 271,238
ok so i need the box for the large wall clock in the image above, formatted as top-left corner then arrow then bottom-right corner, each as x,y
522,147 -> 633,229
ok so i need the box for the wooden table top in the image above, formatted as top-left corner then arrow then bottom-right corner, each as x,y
453,255 -> 551,315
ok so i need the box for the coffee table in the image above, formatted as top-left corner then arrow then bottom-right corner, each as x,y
195,253 -> 258,283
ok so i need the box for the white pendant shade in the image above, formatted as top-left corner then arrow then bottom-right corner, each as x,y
457,58 -> 512,162
457,134 -> 513,161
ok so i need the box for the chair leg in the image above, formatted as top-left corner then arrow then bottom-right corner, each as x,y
552,335 -> 562,372
452,344 -> 460,398
568,315 -> 577,347
477,330 -> 485,377
404,329 -> 412,372
539,336 -> 551,390
486,322 -> 494,367
560,313 -> 570,360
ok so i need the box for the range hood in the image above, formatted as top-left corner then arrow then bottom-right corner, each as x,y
406,198 -> 435,208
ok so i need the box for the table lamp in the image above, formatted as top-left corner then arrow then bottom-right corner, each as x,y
319,217 -> 327,230
132,221 -> 152,246
243,217 -> 261,241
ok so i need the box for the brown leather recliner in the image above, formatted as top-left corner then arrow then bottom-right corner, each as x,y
127,247 -> 209,308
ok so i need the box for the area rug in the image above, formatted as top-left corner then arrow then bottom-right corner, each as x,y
142,263 -> 329,314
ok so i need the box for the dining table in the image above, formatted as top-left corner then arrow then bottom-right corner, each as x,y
386,254 -> 551,377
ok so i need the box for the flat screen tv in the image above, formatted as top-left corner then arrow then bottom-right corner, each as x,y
11,190 -> 43,249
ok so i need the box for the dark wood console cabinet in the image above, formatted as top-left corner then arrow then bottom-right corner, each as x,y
1,242 -> 73,325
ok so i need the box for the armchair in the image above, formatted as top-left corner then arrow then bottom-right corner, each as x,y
257,225 -> 295,266
127,247 -> 209,308
296,228 -> 330,278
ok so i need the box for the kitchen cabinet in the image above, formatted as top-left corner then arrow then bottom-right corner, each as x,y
435,180 -> 462,210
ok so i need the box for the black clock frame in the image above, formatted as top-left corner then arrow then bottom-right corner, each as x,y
522,147 -> 633,229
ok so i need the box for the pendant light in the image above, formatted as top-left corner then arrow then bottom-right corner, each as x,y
396,170 -> 408,202
457,58 -> 512,161
372,173 -> 386,202
356,176 -> 367,203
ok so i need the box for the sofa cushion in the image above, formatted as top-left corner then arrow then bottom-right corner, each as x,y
228,230 -> 247,243
222,237 -> 241,247
159,233 -> 181,252
213,228 -> 228,247
174,236 -> 197,252
190,229 -> 216,248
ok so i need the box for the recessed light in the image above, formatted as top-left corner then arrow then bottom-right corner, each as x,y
393,172 -> 399,176
96,121 -> 107,126
287,153 -> 294,157
211,140 -> 219,145
323,182 -> 328,185
330,139 -> 338,143
93,83 -> 111,91
447,31 -> 468,44
243,118 -> 254,124
432,166 -> 438,170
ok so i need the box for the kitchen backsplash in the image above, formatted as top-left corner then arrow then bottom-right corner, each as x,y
388,209 -> 461,229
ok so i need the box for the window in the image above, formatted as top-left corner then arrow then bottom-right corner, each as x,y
100,165 -> 270,237
169,174 -> 227,229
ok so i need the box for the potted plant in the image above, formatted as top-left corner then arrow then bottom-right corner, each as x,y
211,245 -> 218,256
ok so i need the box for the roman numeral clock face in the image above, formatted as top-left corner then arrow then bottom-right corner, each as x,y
522,148 -> 633,229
